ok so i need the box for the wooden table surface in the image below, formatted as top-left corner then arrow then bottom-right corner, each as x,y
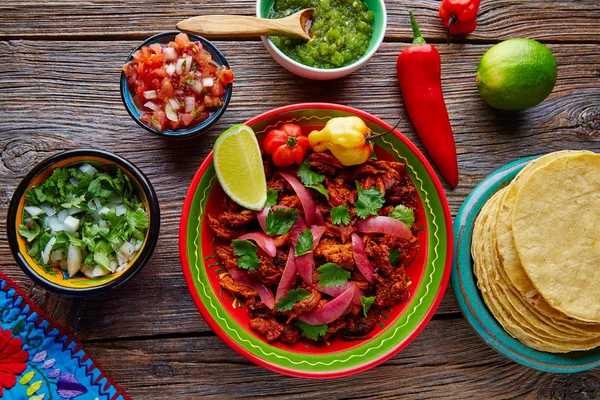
1,1 -> 599,398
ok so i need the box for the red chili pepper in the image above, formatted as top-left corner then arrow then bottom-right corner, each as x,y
396,11 -> 459,187
264,123 -> 309,167
439,0 -> 481,35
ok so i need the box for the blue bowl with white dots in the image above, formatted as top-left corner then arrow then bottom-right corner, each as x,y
120,31 -> 233,139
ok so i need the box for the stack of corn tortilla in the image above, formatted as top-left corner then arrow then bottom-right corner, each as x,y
472,150 -> 600,352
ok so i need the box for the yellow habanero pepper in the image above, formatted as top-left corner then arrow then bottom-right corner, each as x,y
308,116 -> 373,166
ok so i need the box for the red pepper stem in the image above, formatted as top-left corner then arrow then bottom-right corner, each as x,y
408,11 -> 426,45
286,135 -> 298,147
446,14 -> 457,45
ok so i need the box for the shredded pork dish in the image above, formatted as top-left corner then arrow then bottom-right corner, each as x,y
208,151 -> 420,344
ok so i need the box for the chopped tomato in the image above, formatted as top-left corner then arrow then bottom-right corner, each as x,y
123,35 -> 234,132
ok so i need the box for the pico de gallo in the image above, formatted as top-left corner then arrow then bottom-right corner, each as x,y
122,33 -> 234,132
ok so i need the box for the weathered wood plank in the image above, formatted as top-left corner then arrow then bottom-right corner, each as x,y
0,1 -> 599,43
0,40 -> 598,341
83,318 -> 600,399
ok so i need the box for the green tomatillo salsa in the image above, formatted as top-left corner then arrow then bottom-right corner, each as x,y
268,0 -> 374,69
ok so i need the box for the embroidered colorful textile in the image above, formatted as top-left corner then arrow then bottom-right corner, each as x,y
0,271 -> 129,400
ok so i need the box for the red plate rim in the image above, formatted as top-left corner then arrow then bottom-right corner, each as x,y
179,102 -> 454,379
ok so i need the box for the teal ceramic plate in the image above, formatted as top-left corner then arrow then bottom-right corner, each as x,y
452,156 -> 600,373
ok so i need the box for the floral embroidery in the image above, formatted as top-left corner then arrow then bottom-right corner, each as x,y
0,327 -> 29,396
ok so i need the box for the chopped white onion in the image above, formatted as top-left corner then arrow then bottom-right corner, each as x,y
63,216 -> 80,233
144,101 -> 159,111
184,55 -> 193,74
24,206 -> 44,217
47,216 -> 64,232
190,81 -> 203,94
67,207 -> 80,215
117,263 -> 128,273
168,98 -> 181,111
110,260 -> 118,273
162,47 -> 178,61
57,209 -> 69,223
41,236 -> 56,264
99,207 -> 110,215
78,163 -> 97,176
184,96 -> 195,113
87,200 -> 97,211
41,205 -> 56,217
143,90 -> 157,99
175,58 -> 185,75
134,240 -> 144,251
94,198 -> 102,211
202,77 -> 214,87
115,205 -> 127,216
166,103 -> 178,122
117,251 -> 128,266
119,241 -> 135,259
98,219 -> 107,228
91,266 -> 108,277
50,249 -> 64,263
166,63 -> 176,76
67,244 -> 82,276
69,178 -> 80,187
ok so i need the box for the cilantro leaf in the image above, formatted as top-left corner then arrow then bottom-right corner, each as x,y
294,321 -> 328,341
61,194 -> 86,209
389,204 -> 415,228
265,189 -> 278,207
306,184 -> 329,200
297,160 -> 325,186
354,181 -> 385,219
265,208 -> 299,236
389,248 -> 400,267
18,221 -> 41,242
127,209 -> 150,231
317,263 -> 351,288
294,228 -> 313,256
330,205 -> 351,225
93,240 -> 112,270
275,288 -> 310,311
360,296 -> 376,317
231,239 -> 260,271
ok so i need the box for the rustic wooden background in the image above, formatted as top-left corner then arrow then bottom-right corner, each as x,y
1,0 -> 599,398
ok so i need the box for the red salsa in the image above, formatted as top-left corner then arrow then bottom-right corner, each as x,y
122,33 -> 234,132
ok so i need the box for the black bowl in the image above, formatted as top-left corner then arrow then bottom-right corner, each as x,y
7,149 -> 160,297
120,31 -> 233,139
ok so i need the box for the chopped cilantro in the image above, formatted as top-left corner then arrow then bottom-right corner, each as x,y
354,181 -> 385,219
297,160 -> 325,186
317,263 -> 351,288
295,321 -> 328,341
360,296 -> 376,317
389,248 -> 400,267
294,228 -> 313,256
231,239 -> 260,271
275,288 -> 310,311
330,205 -> 351,225
18,221 -> 41,242
265,189 -> 278,207
265,208 -> 299,236
389,204 -> 415,228
306,184 -> 329,200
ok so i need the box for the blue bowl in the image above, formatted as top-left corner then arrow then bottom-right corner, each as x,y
120,31 -> 233,139
452,156 -> 600,373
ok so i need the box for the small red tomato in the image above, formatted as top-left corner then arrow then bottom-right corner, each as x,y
264,124 -> 308,167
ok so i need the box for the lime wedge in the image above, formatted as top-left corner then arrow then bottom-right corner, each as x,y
213,124 -> 267,211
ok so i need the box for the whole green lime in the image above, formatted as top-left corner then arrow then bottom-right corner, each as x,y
476,38 -> 557,111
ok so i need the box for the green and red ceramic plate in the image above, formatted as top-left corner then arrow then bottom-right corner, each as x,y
179,103 -> 453,378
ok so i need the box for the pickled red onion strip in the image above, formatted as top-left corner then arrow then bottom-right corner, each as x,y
317,282 -> 364,305
228,269 -> 275,309
237,232 -> 276,257
275,247 -> 297,302
351,233 -> 375,283
278,172 -> 315,226
297,285 -> 355,325
356,216 -> 412,239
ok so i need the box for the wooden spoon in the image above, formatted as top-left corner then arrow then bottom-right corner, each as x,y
176,8 -> 314,41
